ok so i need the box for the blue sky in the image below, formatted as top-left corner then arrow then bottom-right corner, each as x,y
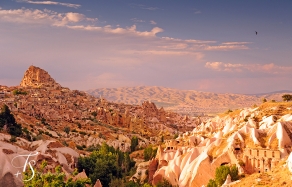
0,0 -> 292,94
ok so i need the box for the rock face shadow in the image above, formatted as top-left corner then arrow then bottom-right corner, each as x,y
0,172 -> 20,187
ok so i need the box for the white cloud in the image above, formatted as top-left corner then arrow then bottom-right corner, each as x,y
122,50 -> 204,59
65,12 -> 84,22
203,44 -> 249,50
129,4 -> 159,11
131,18 -> 145,23
0,8 -> 88,26
205,62 -> 292,73
150,20 -> 157,25
67,24 -> 163,37
221,42 -> 252,45
19,0 -> 81,9
0,7 -> 251,52
205,62 -> 243,72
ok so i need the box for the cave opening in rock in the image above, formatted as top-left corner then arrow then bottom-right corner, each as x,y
220,162 -> 229,166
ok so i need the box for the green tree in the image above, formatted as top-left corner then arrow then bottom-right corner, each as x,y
144,146 -> 157,161
282,94 -> 292,102
123,152 -> 131,173
77,143 -> 136,187
125,181 -> 140,187
78,143 -> 121,187
230,165 -> 239,181
207,179 -> 217,187
130,136 -> 139,152
262,98 -> 267,103
142,183 -> 152,187
109,178 -> 125,187
0,104 -> 22,136
144,146 -> 153,161
156,178 -> 173,187
208,165 -> 239,187
215,165 -> 230,186
24,161 -> 91,187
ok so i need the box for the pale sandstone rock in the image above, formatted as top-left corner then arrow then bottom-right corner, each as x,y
0,139 -> 79,186
94,179 -> 103,187
222,174 -> 231,186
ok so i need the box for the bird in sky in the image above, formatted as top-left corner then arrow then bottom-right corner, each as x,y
255,31 -> 258,35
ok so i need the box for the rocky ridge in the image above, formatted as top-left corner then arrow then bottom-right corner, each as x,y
20,65 -> 61,89
0,66 -> 201,186
87,86 -> 292,115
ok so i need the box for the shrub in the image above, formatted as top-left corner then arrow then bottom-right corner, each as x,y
62,141 -> 68,146
225,109 -> 233,114
64,126 -> 70,134
173,134 -> 179,139
156,178 -> 173,187
76,145 -> 84,150
77,122 -> 82,128
230,165 -> 239,181
91,111 -> 97,117
10,135 -> 17,142
282,94 -> 292,102
23,162 -> 91,186
130,136 -> 138,152
144,146 -> 157,161
0,104 -> 22,137
125,181 -> 139,187
215,165 -> 230,186
208,165 -> 239,187
207,179 -> 217,187
12,89 -> 27,95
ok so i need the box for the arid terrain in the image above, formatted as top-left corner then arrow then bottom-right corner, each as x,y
88,86 -> 292,116
1,66 -> 292,187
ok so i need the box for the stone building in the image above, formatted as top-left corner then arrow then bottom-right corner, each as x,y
244,148 -> 281,173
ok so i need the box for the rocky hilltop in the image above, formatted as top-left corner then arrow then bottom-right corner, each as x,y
0,66 -> 201,186
87,86 -> 292,115
20,65 -> 61,89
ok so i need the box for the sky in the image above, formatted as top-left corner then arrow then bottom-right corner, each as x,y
0,0 -> 292,94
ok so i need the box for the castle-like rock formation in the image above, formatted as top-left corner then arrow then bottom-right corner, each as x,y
20,65 -> 61,89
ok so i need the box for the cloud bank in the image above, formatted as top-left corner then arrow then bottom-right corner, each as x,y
19,0 -> 81,9
205,62 -> 292,74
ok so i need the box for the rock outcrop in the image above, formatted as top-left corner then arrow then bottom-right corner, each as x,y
152,106 -> 292,186
0,139 -> 79,186
20,65 -> 61,89
148,159 -> 158,184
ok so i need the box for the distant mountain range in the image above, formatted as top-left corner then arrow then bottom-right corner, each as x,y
87,86 -> 292,115
247,90 -> 292,96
